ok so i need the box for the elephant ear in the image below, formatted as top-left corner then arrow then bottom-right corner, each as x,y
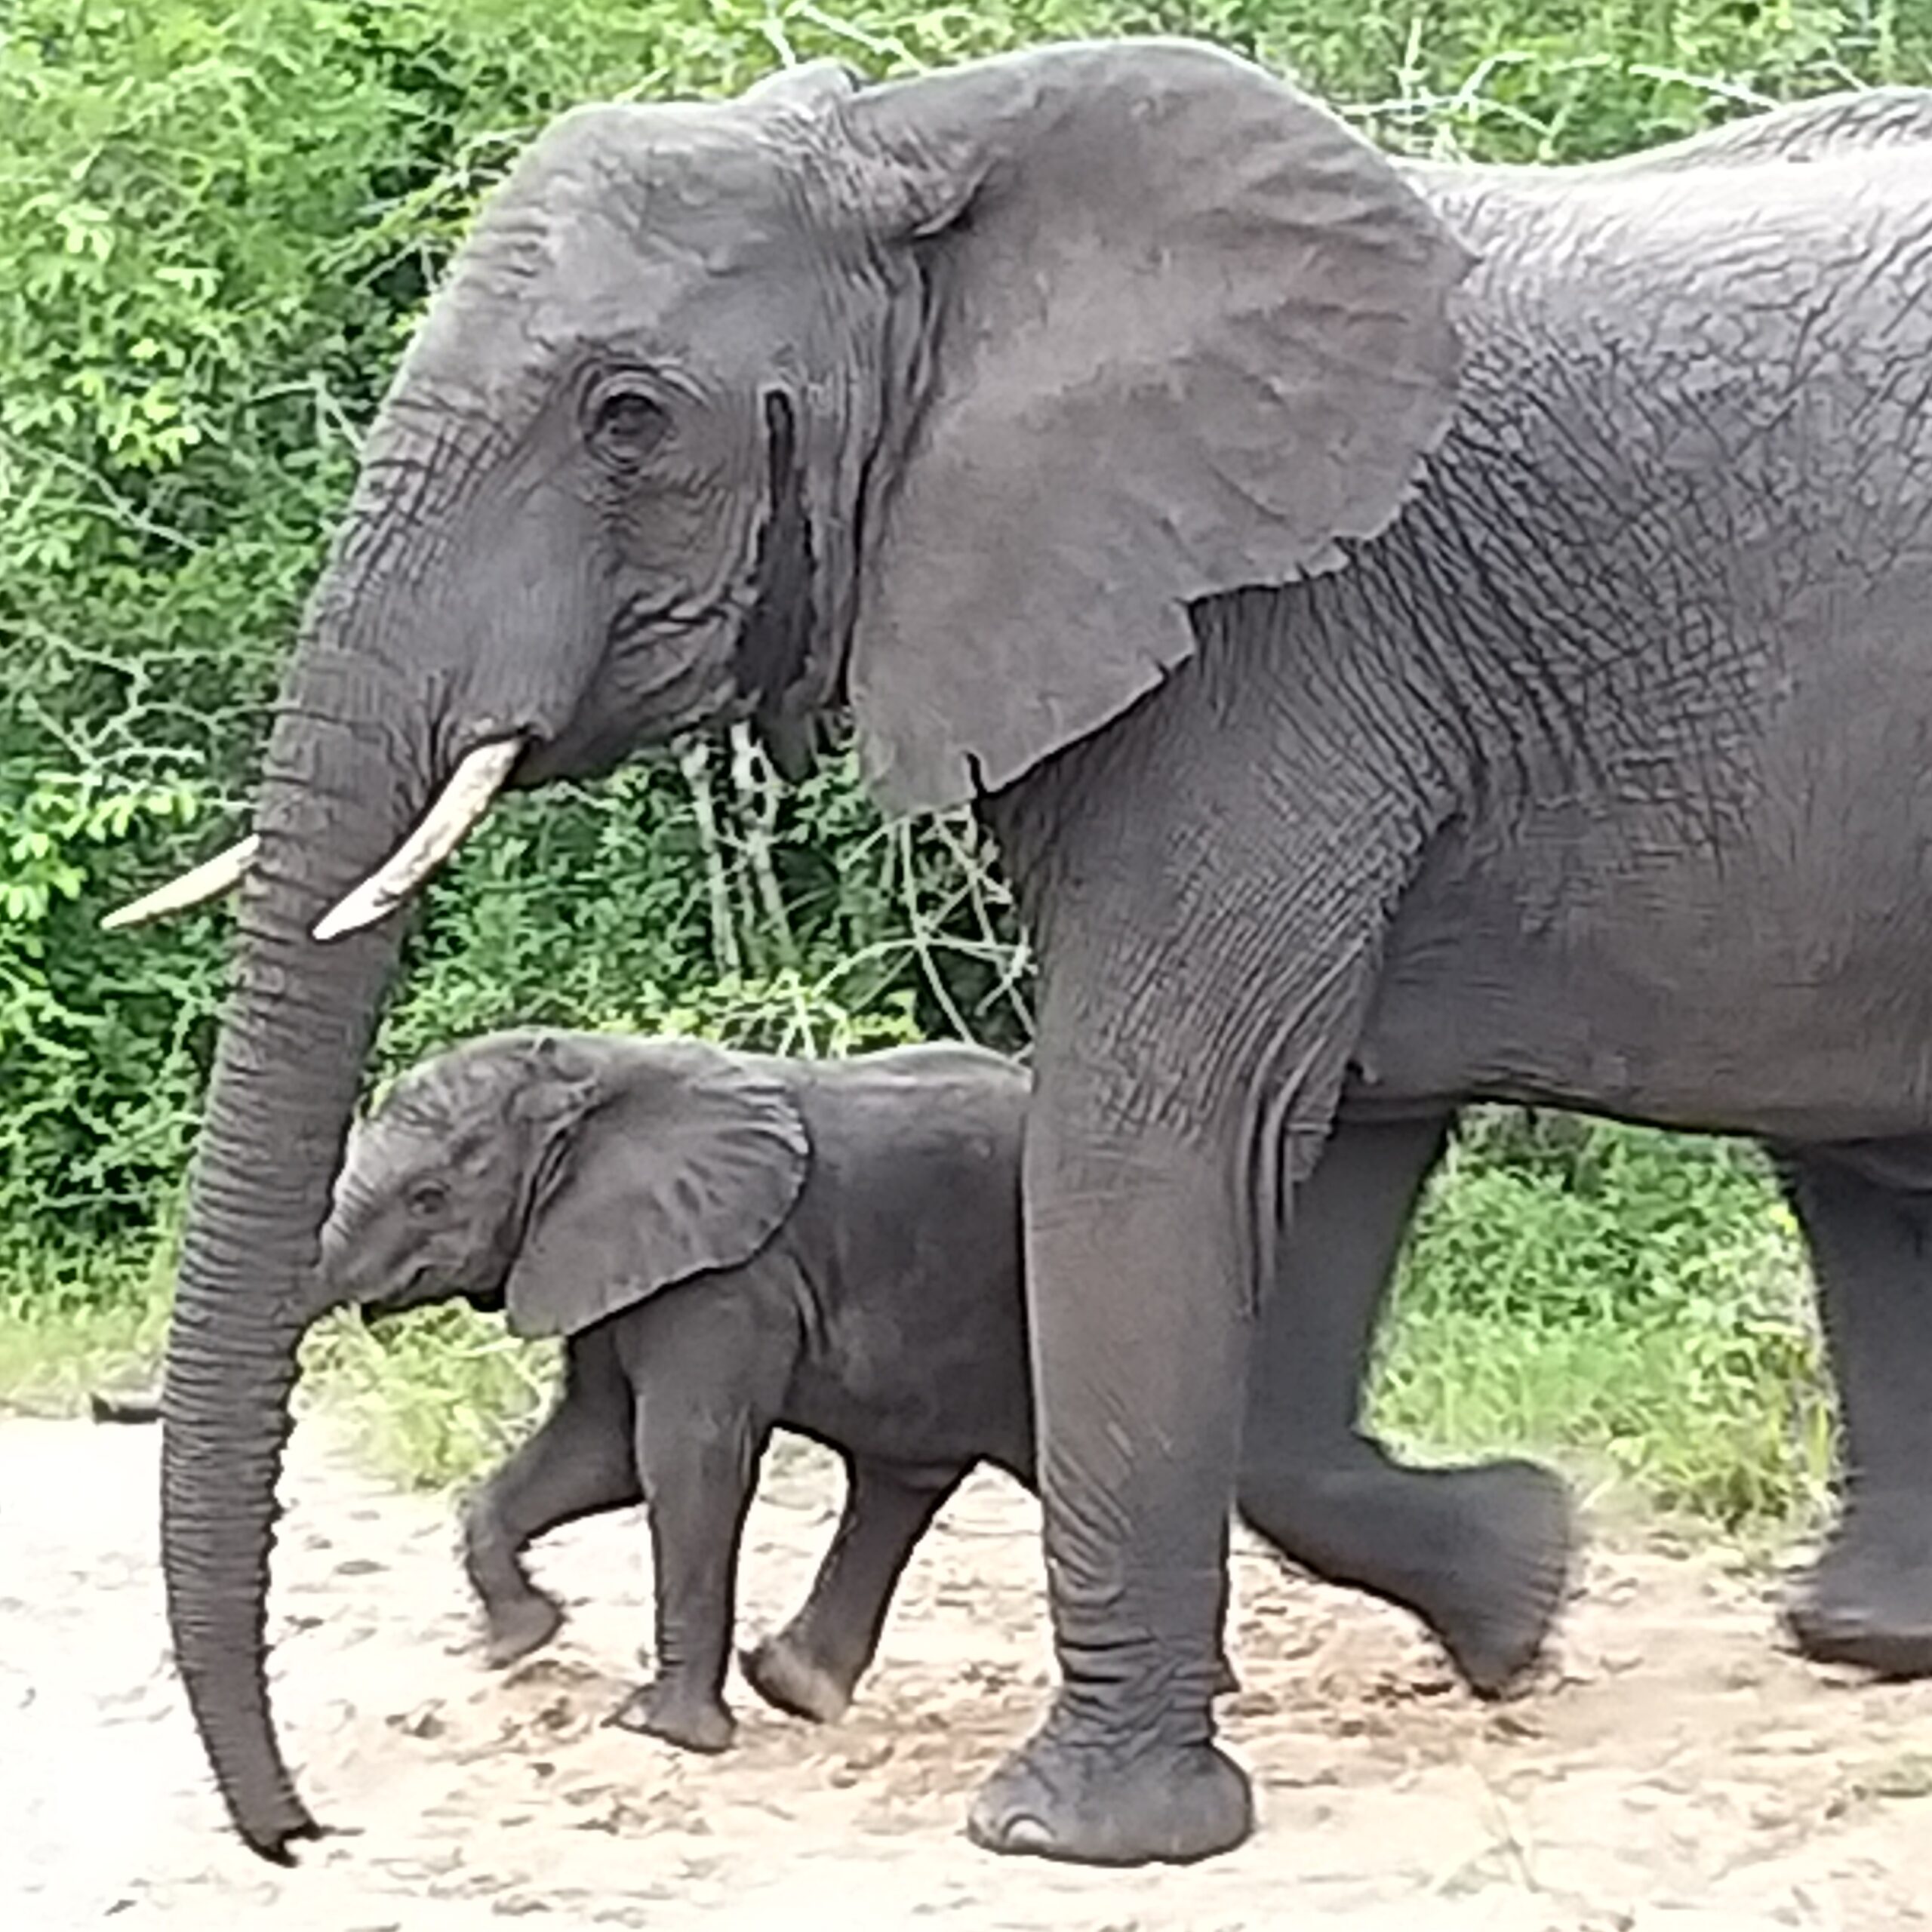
837,39 -> 1471,812
503,1038 -> 810,1340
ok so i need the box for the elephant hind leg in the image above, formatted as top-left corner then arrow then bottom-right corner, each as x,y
743,1456 -> 963,1724
1776,1143 -> 1932,1678
1238,1442 -> 1574,1695
608,1289 -> 797,1754
1237,1112 -> 1575,1697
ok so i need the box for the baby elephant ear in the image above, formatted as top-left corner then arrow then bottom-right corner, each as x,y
504,1040 -> 810,1340
837,38 -> 1471,812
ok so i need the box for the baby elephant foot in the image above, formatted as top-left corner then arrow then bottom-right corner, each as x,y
741,1629 -> 854,1725
1785,1494 -> 1932,1678
966,1703 -> 1253,1866
480,1589 -> 565,1669
606,1677 -> 737,1754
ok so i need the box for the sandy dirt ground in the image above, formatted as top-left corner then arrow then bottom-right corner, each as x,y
5,1414 -> 1929,1930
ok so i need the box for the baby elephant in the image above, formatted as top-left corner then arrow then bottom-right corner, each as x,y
321,1029 -> 1059,1753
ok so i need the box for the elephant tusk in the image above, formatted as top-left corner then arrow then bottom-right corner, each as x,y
100,835 -> 260,931
312,738 -> 523,942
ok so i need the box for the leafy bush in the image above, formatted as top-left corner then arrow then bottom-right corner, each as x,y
4,0 -> 1924,1321
0,0 -> 1050,1256
1399,1109 -> 1787,1327
1,772 -> 218,1239
1374,1117 -> 1835,1528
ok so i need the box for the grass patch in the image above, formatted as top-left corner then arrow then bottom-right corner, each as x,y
0,1220 -> 553,1487
1375,1302 -> 1833,1539
0,1236 -> 172,1415
299,1306 -> 558,1491
0,1241 -> 555,1491
0,1115 -> 1838,1540
1374,1116 -> 1835,1540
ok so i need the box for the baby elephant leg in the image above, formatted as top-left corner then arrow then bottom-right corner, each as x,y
606,1291 -> 794,1755
462,1333 -> 642,1666
743,1457 -> 964,1724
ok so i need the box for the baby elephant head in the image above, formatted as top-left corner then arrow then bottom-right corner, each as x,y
316,1030 -> 811,1334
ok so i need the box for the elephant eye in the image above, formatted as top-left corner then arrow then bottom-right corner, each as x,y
405,1180 -> 450,1220
589,387 -> 671,466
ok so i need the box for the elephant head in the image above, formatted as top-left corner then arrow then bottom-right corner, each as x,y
135,36 -> 1465,1856
317,1031 -> 808,1331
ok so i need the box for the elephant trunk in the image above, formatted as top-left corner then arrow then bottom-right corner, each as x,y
161,641 -> 426,1858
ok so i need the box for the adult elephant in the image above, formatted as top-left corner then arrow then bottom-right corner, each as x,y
122,38 -> 1932,1869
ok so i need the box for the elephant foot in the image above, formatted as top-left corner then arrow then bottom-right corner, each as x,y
606,1678 -> 736,1754
966,1702 -> 1252,1866
480,1590 -> 565,1669
741,1629 -> 854,1725
1238,1450 -> 1574,1699
1785,1494 -> 1932,1678
741,1629 -> 1227,1722
1417,1460 -> 1574,1696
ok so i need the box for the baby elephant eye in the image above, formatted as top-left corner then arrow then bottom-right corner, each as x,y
591,388 -> 670,464
405,1180 -> 450,1219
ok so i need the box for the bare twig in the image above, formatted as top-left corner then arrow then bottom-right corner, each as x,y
729,724 -> 798,969
891,820 -> 974,1042
0,429 -> 200,552
680,737 -> 742,978
1626,65 -> 1783,110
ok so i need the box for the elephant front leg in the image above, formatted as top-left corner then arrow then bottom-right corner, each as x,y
606,1294 -> 792,1754
743,1457 -> 963,1724
607,1404 -> 764,1754
463,1337 -> 643,1667
1777,1149 -> 1932,1676
1237,1112 -> 1574,1696
968,1106 -> 1256,1866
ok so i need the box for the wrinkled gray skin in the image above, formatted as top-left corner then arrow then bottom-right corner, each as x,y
317,1029 -> 1237,1750
155,35 -> 1932,1869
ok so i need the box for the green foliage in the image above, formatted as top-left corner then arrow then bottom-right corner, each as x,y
1,772 -> 217,1235
1396,1109 -> 1789,1327
299,1303 -> 557,1490
370,748 -> 1012,1092
1373,1118 -> 1834,1529
5,0 -> 1924,1254
0,1226 -> 177,1416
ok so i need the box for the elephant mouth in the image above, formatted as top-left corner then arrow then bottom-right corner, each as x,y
355,1275 -> 507,1327
352,1266 -> 440,1326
